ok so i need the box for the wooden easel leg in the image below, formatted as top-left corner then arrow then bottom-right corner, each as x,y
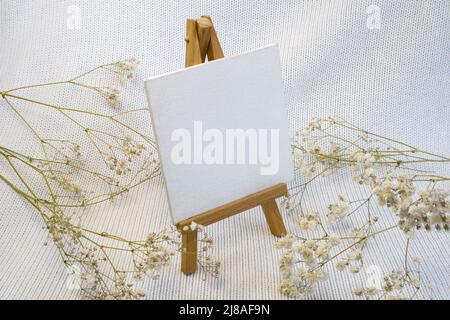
195,17 -> 212,62
261,199 -> 287,237
185,19 -> 203,67
181,229 -> 198,274
201,16 -> 224,60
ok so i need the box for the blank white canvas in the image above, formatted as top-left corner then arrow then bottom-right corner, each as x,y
145,44 -> 293,224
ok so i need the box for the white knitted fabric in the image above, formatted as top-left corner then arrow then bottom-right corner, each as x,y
0,0 -> 449,299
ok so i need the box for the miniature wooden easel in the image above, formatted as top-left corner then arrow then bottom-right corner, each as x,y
179,16 -> 288,275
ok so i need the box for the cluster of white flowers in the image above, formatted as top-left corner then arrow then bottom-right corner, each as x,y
327,195 -> 350,224
283,117 -> 449,299
49,174 -> 86,205
294,147 -> 342,176
45,212 -> 124,299
350,150 -> 376,183
45,212 -> 114,298
372,174 -> 414,209
293,118 -> 345,176
294,118 -> 450,236
334,227 -> 367,273
300,118 -> 321,137
293,147 -> 316,176
354,267 -> 421,300
46,211 -> 82,246
103,87 -> 121,108
336,248 -> 364,273
106,136 -> 146,176
363,172 -> 448,234
50,175 -> 82,194
406,188 -> 450,232
276,234 -> 341,298
47,208 -> 218,300
199,255 -> 221,278
48,140 -> 82,160
107,156 -> 129,176
104,273 -> 146,300
122,135 -> 145,160
46,211 -> 192,299
298,212 -> 320,231
96,58 -> 140,107
133,231 -> 176,281
115,58 -> 140,80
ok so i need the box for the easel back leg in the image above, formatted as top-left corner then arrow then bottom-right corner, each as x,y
261,199 -> 287,237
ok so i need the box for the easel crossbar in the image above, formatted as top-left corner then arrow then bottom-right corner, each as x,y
177,183 -> 288,229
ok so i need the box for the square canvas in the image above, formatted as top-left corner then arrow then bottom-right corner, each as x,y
145,44 -> 293,224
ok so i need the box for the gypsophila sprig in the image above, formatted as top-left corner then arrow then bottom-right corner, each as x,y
354,240 -> 425,300
277,117 -> 449,299
0,59 -> 220,299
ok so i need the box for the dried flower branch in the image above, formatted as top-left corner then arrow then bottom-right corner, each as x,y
278,117 -> 449,299
0,59 -> 220,299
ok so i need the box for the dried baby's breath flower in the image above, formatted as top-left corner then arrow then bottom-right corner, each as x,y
298,211 -> 319,231
116,58 -> 140,80
354,265 -> 422,300
104,87 -> 121,107
276,232 -> 344,297
0,59 -> 219,300
281,117 -> 449,299
327,197 -> 349,225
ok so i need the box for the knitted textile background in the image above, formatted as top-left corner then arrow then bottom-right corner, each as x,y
0,0 -> 449,299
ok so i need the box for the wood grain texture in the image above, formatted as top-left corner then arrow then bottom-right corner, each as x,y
185,19 -> 202,67
196,17 -> 212,62
261,199 -> 287,236
181,229 -> 198,274
177,183 -> 288,229
201,16 -> 225,61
